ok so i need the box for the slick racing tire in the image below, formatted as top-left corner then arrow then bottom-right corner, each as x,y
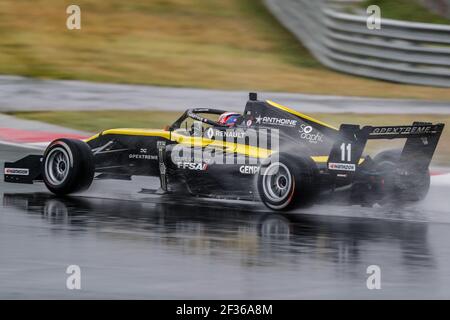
43,138 -> 95,195
257,154 -> 316,211
374,149 -> 430,203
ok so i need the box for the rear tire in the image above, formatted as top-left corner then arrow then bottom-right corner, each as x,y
373,149 -> 430,203
257,154 -> 316,211
43,139 -> 95,195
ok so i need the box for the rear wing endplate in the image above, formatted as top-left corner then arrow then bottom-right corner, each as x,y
327,122 -> 445,176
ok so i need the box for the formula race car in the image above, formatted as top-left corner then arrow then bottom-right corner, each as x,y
4,93 -> 445,211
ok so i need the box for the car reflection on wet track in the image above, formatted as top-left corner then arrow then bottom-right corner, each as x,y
3,192 -> 434,271
2,142 -> 450,298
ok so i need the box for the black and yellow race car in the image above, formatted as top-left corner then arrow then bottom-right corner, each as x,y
4,93 -> 445,211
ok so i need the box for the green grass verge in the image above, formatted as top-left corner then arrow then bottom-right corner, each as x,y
2,0 -> 450,100
9,110 -> 450,165
363,0 -> 450,24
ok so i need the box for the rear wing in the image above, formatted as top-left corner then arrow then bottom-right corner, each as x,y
327,122 -> 445,176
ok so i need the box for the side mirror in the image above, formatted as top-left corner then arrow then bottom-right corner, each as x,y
163,125 -> 170,131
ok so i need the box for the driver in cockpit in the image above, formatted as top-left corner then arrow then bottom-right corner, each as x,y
217,112 -> 242,127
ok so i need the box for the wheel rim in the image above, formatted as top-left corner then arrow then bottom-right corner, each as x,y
261,216 -> 291,240
45,147 -> 70,186
44,199 -> 69,218
262,162 -> 293,203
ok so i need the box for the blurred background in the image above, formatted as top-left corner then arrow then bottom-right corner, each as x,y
0,0 -> 449,162
2,0 -> 450,300
1,0 -> 449,94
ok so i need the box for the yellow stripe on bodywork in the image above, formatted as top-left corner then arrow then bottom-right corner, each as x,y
311,156 -> 329,163
84,129 -> 171,142
171,132 -> 273,159
266,100 -> 338,130
104,128 -> 171,139
84,129 -> 272,159
312,156 -> 365,165
84,133 -> 99,143
85,128 -> 365,164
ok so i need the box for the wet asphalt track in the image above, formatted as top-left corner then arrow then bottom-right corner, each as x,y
2,143 -> 450,299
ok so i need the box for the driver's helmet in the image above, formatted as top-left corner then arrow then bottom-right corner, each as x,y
218,112 -> 241,127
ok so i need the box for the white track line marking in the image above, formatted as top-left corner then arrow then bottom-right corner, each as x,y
431,174 -> 450,185
0,140 -> 45,150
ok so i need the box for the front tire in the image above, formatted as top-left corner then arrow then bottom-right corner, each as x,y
257,154 -> 316,211
43,139 -> 95,195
